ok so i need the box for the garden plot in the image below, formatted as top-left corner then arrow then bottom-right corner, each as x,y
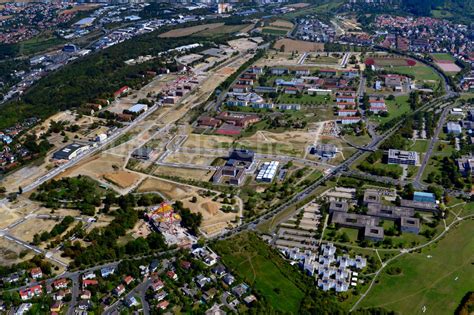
274,202 -> 322,251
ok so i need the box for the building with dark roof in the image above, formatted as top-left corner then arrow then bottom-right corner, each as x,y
363,189 -> 381,205
387,149 -> 419,166
331,212 -> 379,229
229,149 -> 255,163
400,217 -> 420,234
329,201 -> 349,214
212,166 -> 246,186
53,143 -> 89,160
363,226 -> 384,242
131,147 -> 154,160
367,203 -> 415,220
400,199 -> 438,212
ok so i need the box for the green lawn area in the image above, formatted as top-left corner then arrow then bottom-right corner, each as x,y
370,95 -> 410,125
336,227 -> 360,242
305,55 -> 340,64
344,134 -> 372,147
277,93 -> 332,105
420,141 -> 455,183
17,34 -> 66,56
360,219 -> 474,315
213,232 -> 306,314
262,28 -> 289,36
430,53 -> 455,61
391,64 -> 441,83
409,139 -> 430,153
283,0 -> 344,19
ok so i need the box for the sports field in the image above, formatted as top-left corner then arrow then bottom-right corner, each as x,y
213,232 -> 306,314
360,219 -> 474,314
430,53 -> 455,61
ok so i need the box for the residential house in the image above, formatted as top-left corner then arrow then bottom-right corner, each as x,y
30,267 -> 42,279
80,290 -> 91,300
53,279 -> 68,290
82,279 -> 98,288
100,267 -> 115,278
167,271 -> 178,281
114,284 -> 126,297
123,276 -> 134,286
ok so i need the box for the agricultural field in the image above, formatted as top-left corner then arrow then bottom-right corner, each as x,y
262,28 -> 289,36
261,19 -> 294,36
192,23 -> 253,37
158,23 -> 224,38
213,232 -> 306,314
360,219 -> 474,315
16,34 -> 66,56
273,38 -> 324,53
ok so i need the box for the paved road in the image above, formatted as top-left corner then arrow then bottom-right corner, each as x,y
414,105 -> 452,187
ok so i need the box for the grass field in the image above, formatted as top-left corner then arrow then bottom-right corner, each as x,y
431,53 -> 455,61
409,139 -> 430,153
192,23 -> 252,37
262,28 -> 289,36
391,65 -> 441,83
277,93 -> 331,105
17,34 -> 66,56
421,141 -> 455,183
360,219 -> 474,315
370,95 -> 410,125
213,232 -> 306,314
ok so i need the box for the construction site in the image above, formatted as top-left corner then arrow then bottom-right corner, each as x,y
145,202 -> 196,248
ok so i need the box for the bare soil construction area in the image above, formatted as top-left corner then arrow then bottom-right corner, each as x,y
274,38 -> 324,53
237,130 -> 315,157
154,166 -> 214,182
0,238 -> 33,266
136,177 -> 237,234
9,218 -> 59,243
182,134 -> 234,150
159,23 -> 224,38
103,171 -> 141,189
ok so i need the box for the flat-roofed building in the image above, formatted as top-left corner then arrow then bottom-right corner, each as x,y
363,226 -> 384,242
53,143 -> 89,160
329,201 -> 349,214
331,212 -> 379,229
212,166 -> 246,186
400,199 -> 438,212
127,103 -> 148,114
367,203 -> 415,220
400,217 -> 420,234
363,189 -> 381,205
387,149 -> 419,166
457,156 -> 474,177
131,147 -> 154,160
413,191 -> 436,203
310,144 -> 338,159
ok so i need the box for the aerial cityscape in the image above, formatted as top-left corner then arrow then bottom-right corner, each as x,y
0,0 -> 473,314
